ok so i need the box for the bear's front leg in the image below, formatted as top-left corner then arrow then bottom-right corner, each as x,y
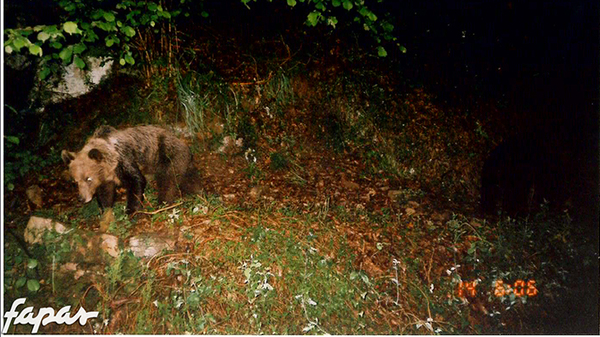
97,181 -> 117,209
96,182 -> 117,232
121,164 -> 147,214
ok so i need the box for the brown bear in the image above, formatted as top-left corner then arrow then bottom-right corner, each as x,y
62,125 -> 201,221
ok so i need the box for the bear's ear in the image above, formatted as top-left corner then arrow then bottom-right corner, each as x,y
88,148 -> 104,162
93,125 -> 117,139
61,150 -> 75,164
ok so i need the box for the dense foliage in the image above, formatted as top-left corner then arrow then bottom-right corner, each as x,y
4,0 -> 401,80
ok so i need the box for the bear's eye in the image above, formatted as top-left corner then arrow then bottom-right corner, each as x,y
86,177 -> 93,183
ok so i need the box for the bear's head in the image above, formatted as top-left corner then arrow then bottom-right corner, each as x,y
62,147 -> 109,204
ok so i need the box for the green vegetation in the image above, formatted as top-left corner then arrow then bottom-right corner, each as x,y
4,190 -> 587,333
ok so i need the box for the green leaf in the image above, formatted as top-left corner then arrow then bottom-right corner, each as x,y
27,259 -> 38,269
201,11 -> 208,18
39,67 -> 51,80
51,41 -> 63,49
63,21 -> 79,34
287,0 -> 296,6
332,0 -> 341,7
359,7 -> 376,21
37,31 -> 50,42
91,10 -> 104,20
399,45 -> 407,54
125,53 -> 135,65
377,46 -> 387,57
7,183 -> 15,191
27,279 -> 41,292
29,44 -> 43,56
5,136 -> 19,145
73,56 -> 85,69
16,277 -> 26,288
103,12 -> 116,22
122,26 -> 136,37
13,37 -> 29,51
59,47 -> 73,62
96,21 -> 117,32
382,22 -> 394,33
105,37 -> 114,47
84,30 -> 99,43
343,0 -> 353,10
63,3 -> 76,12
327,16 -> 338,28
5,45 -> 13,54
307,11 -> 321,26
73,43 -> 87,54
119,58 -> 126,66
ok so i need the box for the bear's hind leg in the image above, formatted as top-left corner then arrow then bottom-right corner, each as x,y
181,165 -> 202,195
156,134 -> 183,205
156,170 -> 179,205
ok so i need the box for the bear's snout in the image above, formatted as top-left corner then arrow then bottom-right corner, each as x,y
78,193 -> 94,204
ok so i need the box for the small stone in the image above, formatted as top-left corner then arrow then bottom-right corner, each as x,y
26,185 -> 43,208
100,234 -> 119,257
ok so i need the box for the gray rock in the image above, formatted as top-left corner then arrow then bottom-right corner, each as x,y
128,234 -> 175,258
24,216 -> 68,245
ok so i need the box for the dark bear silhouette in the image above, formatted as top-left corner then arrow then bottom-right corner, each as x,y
480,134 -> 559,216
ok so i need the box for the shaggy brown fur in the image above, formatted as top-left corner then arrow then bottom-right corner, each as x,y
62,125 -> 201,218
